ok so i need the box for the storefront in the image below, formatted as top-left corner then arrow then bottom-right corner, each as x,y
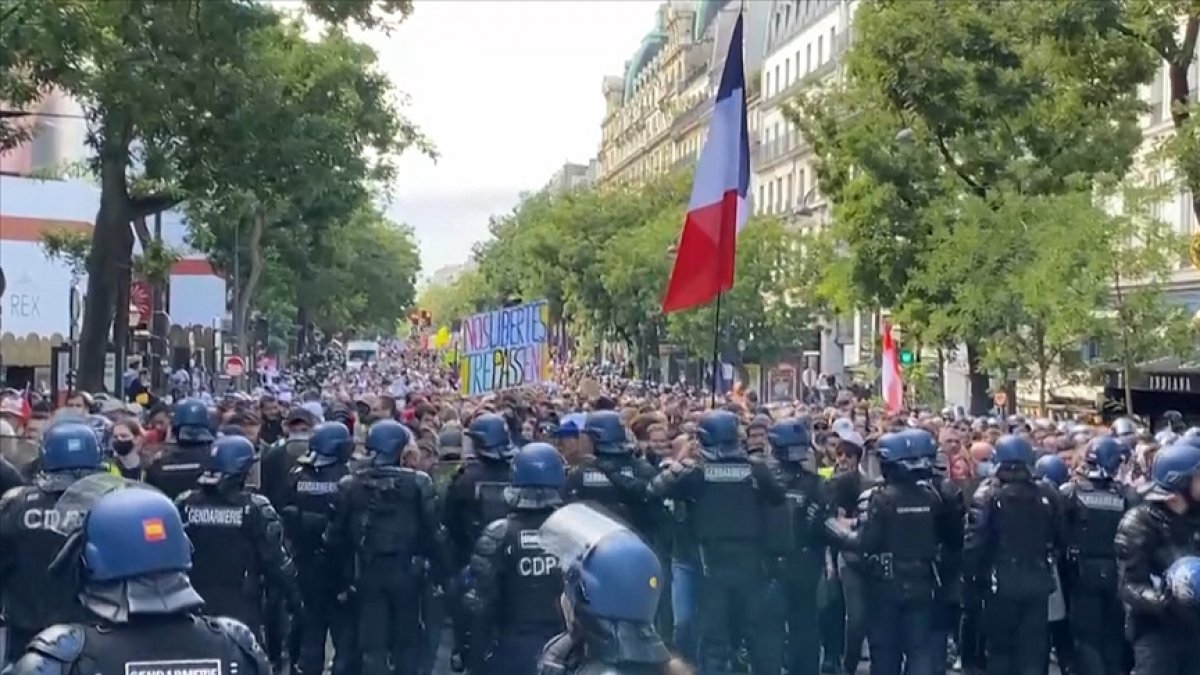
0,175 -> 225,389
1101,358 -> 1200,427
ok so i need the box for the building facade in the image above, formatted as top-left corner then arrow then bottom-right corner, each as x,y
543,160 -> 599,195
597,0 -> 769,187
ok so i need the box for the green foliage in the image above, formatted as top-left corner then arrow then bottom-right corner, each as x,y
789,0 -> 1177,412
437,173 -> 818,372
5,0 -> 429,387
40,230 -> 92,278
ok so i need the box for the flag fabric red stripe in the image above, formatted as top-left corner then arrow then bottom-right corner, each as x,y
661,13 -> 750,315
661,191 -> 739,313
881,322 -> 903,413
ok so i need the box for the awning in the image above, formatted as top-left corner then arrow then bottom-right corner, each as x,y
1102,355 -> 1200,395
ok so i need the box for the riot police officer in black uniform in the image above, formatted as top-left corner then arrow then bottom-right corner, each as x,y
3,484 -> 271,675
444,413 -> 515,670
279,421 -> 356,675
964,434 -> 1064,675
760,417 -> 826,675
536,503 -> 676,675
563,411 -> 657,535
260,406 -> 319,510
176,435 -> 303,645
0,422 -> 104,664
145,398 -> 215,500
1061,436 -> 1134,675
826,430 -> 947,675
466,442 -> 567,675
911,428 -> 965,675
1114,441 -> 1200,675
648,409 -> 784,675
323,420 -> 445,675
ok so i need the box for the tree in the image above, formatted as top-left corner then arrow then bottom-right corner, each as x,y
1096,183 -> 1195,415
180,16 -> 429,356
5,0 -> 424,391
1119,2 -> 1200,225
417,268 -> 490,326
791,0 -> 1158,413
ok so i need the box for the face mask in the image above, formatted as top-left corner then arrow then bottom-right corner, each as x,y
113,440 -> 136,456
975,461 -> 994,479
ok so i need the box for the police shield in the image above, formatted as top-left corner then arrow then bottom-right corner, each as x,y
537,502 -> 633,573
49,472 -> 163,536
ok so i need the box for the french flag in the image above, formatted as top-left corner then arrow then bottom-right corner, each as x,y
881,322 -> 904,413
661,12 -> 750,314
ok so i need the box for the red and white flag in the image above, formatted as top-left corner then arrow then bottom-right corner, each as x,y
881,322 -> 904,413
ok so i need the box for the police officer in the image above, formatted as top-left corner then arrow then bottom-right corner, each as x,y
914,429 -> 965,675
3,486 -> 271,675
1060,437 -> 1133,675
648,409 -> 785,675
825,431 -> 946,675
1035,454 -> 1070,488
466,442 -> 566,674
260,406 -> 319,509
964,434 -> 1064,675
257,406 -> 318,668
279,422 -> 355,675
176,435 -> 303,644
1114,442 -> 1200,675
0,422 -> 104,663
145,398 -> 215,500
564,410 -> 657,535
536,503 -> 678,675
444,413 -> 515,670
761,417 -> 826,675
323,420 -> 445,675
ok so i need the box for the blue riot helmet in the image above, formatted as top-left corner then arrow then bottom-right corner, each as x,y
696,410 -> 744,461
85,414 -> 114,451
1085,436 -> 1125,480
1034,455 -> 1070,487
1147,442 -> 1200,499
81,487 -> 193,581
365,420 -> 412,466
172,398 -> 214,444
507,442 -> 566,510
539,503 -> 669,654
768,417 -> 812,463
309,421 -> 353,468
899,428 -> 937,472
467,413 -> 515,460
993,434 -> 1035,467
41,421 -> 103,472
584,410 -> 630,456
511,442 -> 567,489
198,435 -> 256,487
1166,556 -> 1200,607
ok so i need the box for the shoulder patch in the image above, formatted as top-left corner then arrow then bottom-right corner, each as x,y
27,623 -> 86,663
211,615 -> 269,664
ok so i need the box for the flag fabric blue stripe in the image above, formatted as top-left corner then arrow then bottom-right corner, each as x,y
686,12 -> 750,211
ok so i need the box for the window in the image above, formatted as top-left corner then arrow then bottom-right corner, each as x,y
1148,67 -> 1164,121
818,36 -> 824,64
830,26 -> 837,54
767,181 -> 776,214
765,71 -> 772,98
1181,188 -> 1195,235
786,174 -> 794,209
774,66 -> 781,95
776,178 -> 785,212
798,168 -> 807,197
806,44 -> 812,73
785,58 -> 791,86
758,185 -> 766,214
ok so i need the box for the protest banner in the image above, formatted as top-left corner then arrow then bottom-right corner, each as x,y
459,300 -> 552,395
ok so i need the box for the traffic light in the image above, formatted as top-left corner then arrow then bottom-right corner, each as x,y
900,349 -> 916,365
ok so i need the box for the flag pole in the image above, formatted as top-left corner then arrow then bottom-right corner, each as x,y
710,292 -> 722,407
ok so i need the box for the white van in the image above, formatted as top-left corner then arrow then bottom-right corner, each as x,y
345,340 -> 380,371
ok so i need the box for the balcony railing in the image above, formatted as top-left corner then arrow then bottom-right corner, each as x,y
762,59 -> 838,108
754,131 -> 808,167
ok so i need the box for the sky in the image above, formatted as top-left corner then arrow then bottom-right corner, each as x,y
357,0 -> 662,280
